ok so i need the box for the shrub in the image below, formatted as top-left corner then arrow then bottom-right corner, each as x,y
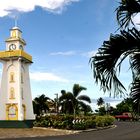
104,115 -> 115,126
34,115 -> 114,130
95,116 -> 105,127
85,119 -> 96,128
73,122 -> 86,130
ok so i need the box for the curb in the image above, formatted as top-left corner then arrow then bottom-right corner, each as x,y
34,125 -> 116,134
73,125 -> 116,133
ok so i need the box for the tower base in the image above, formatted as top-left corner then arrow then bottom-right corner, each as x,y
0,120 -> 34,128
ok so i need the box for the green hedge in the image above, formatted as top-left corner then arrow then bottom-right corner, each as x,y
34,115 -> 115,130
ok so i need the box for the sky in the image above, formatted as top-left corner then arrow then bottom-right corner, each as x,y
0,0 -> 139,110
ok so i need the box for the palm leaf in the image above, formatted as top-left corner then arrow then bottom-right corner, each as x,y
72,84 -> 87,97
90,28 -> 140,97
130,78 -> 140,113
78,101 -> 92,112
116,0 -> 140,29
77,95 -> 91,103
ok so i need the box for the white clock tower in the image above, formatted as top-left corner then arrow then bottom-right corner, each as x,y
0,26 -> 35,128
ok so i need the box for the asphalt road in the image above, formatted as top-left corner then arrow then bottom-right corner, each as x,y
3,121 -> 140,140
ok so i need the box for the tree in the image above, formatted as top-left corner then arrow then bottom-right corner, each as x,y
59,84 -> 91,116
33,94 -> 51,116
98,106 -> 106,116
59,90 -> 74,114
116,98 -> 133,114
97,97 -> 105,107
90,0 -> 140,115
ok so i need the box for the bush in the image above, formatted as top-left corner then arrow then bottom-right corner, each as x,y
95,116 -> 115,127
73,123 -> 86,130
34,115 -> 114,130
104,115 -> 115,126
85,119 -> 96,128
95,116 -> 105,127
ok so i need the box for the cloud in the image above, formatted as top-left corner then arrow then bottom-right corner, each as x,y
91,97 -> 122,110
0,0 -> 80,17
50,51 -> 76,56
81,50 -> 97,58
30,71 -> 69,82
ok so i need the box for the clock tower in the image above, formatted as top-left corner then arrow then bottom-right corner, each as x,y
0,26 -> 35,128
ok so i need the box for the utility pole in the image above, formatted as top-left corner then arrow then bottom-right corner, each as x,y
55,93 -> 58,114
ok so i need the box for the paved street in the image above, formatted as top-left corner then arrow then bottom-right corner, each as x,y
3,121 -> 140,140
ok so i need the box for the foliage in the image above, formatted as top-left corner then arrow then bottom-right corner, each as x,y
33,94 -> 52,116
98,106 -> 106,116
116,98 -> 133,114
34,115 -> 115,130
95,116 -> 115,127
130,79 -> 140,114
59,84 -> 92,116
90,28 -> 140,97
97,97 -> 105,107
116,0 -> 140,29
90,0 -> 140,116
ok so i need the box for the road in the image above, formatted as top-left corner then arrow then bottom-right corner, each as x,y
3,121 -> 140,140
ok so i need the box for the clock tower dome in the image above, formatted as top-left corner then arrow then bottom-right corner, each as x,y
0,26 -> 35,128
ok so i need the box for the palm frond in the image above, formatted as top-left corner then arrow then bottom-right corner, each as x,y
130,53 -> 140,76
116,0 -> 140,29
90,28 -> 140,97
73,84 -> 87,97
77,95 -> 91,103
130,78 -> 140,113
78,101 -> 92,112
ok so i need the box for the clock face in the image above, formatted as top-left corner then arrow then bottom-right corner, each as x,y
9,44 -> 16,50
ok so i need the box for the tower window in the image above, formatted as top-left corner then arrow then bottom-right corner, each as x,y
10,72 -> 15,83
11,31 -> 16,38
9,87 -> 15,99
19,45 -> 23,50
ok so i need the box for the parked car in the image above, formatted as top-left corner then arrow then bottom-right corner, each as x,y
115,112 -> 133,121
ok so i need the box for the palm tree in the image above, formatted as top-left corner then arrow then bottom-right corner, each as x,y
90,0 -> 140,114
59,90 -> 74,114
116,0 -> 140,29
59,84 -> 91,116
97,97 -> 105,107
72,84 -> 91,116
33,94 -> 51,116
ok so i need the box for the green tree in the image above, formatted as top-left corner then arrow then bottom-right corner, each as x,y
33,94 -> 51,116
115,98 -> 133,115
97,97 -> 105,107
59,90 -> 74,114
59,84 -> 91,116
98,106 -> 106,116
90,0 -> 140,115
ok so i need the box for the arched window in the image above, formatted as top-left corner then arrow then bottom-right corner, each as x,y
9,87 -> 15,99
6,104 -> 18,120
10,72 -> 15,83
